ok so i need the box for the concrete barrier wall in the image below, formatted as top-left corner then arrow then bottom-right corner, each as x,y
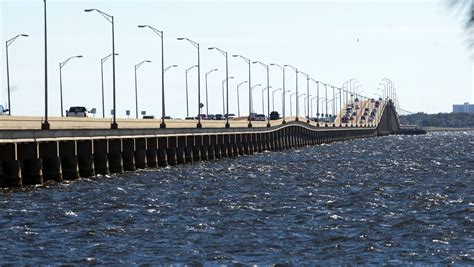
0,123 -> 377,187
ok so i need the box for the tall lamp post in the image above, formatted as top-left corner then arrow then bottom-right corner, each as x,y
310,78 -> 319,125
205,69 -> 218,116
253,61 -> 271,127
100,53 -> 118,118
185,65 -> 198,117
289,92 -> 297,116
85,8 -> 117,129
261,86 -> 270,115
5,33 -> 29,115
209,47 -> 231,128
282,90 -> 291,117
311,96 -> 318,118
138,25 -> 167,128
42,0 -> 49,130
250,84 -> 262,114
284,64 -> 299,121
233,54 -> 252,127
272,88 -> 282,112
59,55 -> 83,117
134,60 -> 151,119
270,63 -> 286,123
178,37 -> 202,128
298,93 -> 306,118
221,77 -> 234,116
298,71 -> 310,122
237,81 -> 248,117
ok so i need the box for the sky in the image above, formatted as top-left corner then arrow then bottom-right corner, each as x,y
1,0 -> 473,119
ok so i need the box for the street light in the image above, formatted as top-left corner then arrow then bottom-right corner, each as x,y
178,37 -> 202,128
289,92 -> 297,116
250,84 -> 262,113
209,47 -> 231,128
42,0 -> 49,130
85,8 -> 117,129
185,65 -> 198,117
5,33 -> 28,115
310,78 -> 319,121
221,77 -> 234,116
311,96 -> 319,118
164,64 -> 178,72
138,24 -> 167,128
298,93 -> 306,117
237,81 -> 248,117
298,71 -> 310,122
272,88 -> 282,112
134,60 -> 151,119
59,55 -> 83,117
205,68 -> 218,116
270,63 -> 286,123
261,86 -> 271,115
304,94 -> 312,119
100,53 -> 119,118
253,61 -> 271,127
284,64 -> 299,121
233,54 -> 252,127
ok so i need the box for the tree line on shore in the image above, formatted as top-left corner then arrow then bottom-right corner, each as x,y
399,112 -> 474,128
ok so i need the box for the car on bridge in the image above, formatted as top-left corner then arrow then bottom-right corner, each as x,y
215,114 -> 224,120
66,106 -> 92,118
255,114 -> 266,121
270,111 -> 280,120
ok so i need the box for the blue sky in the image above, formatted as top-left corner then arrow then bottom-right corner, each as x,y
1,0 -> 473,118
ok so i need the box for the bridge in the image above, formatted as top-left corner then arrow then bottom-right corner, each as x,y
0,99 -> 424,188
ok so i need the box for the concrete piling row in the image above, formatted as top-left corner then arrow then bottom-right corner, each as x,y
0,125 -> 376,188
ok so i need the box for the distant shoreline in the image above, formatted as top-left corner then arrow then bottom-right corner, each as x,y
424,127 -> 474,132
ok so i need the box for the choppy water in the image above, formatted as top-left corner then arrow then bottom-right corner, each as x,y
1,131 -> 473,265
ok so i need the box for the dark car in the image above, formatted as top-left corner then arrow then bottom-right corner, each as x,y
341,116 -> 350,123
270,111 -> 280,120
215,114 -> 224,120
143,115 -> 155,119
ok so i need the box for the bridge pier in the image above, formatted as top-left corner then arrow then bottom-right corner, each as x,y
167,137 -> 178,166
108,139 -> 124,174
59,141 -> 79,180
214,135 -> 222,159
146,137 -> 158,168
77,140 -> 95,177
135,138 -> 147,169
193,136 -> 203,162
185,136 -> 194,164
40,142 -> 63,183
122,139 -> 136,172
93,139 -> 109,175
177,136 -> 186,164
158,137 -> 168,167
18,143 -> 43,185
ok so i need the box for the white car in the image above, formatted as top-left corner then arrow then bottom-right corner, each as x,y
66,106 -> 92,118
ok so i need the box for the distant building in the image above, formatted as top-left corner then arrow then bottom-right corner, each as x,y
453,102 -> 474,113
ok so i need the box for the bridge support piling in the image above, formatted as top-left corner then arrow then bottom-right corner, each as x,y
2,160 -> 22,187
122,139 -> 136,172
214,135 -> 222,159
185,136 -> 194,164
177,136 -> 186,164
77,140 -> 95,177
167,137 -> 178,166
59,141 -> 79,180
40,142 -> 63,183
207,135 -> 215,160
135,138 -> 147,169
19,143 -> 43,185
108,139 -> 124,174
93,139 -> 109,175
158,137 -> 168,167
193,135 -> 203,162
146,137 -> 158,168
